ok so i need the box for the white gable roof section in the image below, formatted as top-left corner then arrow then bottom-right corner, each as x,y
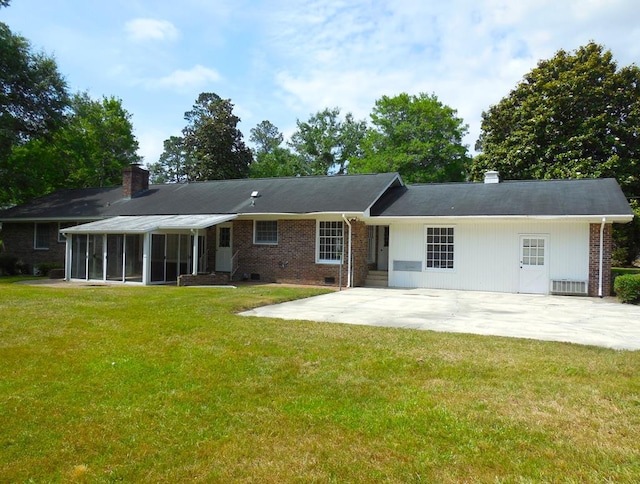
61,214 -> 237,234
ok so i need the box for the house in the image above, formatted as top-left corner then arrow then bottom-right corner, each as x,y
0,166 -> 634,296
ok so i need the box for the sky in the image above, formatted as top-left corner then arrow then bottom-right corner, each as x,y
2,0 -> 639,166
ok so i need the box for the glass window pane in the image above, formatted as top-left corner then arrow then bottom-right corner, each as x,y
425,226 -> 454,270
34,223 -> 50,249
318,221 -> 343,261
255,221 -> 278,244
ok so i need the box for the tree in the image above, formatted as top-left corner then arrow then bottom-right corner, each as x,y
148,136 -> 195,183
350,93 -> 470,183
1,93 -> 140,205
0,21 -> 68,205
248,120 -> 304,178
471,43 -> 640,265
471,43 -> 640,197
182,92 -> 253,180
64,93 -> 141,187
288,107 -> 367,175
0,23 -> 68,155
250,120 -> 283,156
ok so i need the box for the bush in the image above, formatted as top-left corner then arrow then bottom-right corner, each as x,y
0,255 -> 19,275
614,274 -> 640,304
34,262 -> 63,276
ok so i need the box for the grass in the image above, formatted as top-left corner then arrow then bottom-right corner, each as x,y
1,279 -> 639,482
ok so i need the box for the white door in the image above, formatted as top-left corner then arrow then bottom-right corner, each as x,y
377,226 -> 389,271
519,235 -> 549,294
216,223 -> 232,272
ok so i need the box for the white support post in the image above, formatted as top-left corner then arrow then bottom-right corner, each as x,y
192,230 -> 199,275
102,234 -> 108,282
142,233 -> 151,285
64,235 -> 72,281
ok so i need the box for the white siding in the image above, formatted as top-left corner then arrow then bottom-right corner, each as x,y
388,220 -> 589,293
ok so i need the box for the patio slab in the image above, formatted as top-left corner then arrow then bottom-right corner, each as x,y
240,287 -> 640,351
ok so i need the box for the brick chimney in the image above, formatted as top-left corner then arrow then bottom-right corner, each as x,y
123,164 -> 150,198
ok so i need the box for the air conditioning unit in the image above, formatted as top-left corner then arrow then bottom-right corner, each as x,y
550,280 -> 588,296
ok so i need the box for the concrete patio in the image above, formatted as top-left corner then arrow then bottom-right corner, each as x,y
241,287 -> 640,351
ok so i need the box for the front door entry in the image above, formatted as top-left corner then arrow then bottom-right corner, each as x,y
216,223 -> 233,272
519,235 -> 549,294
377,226 -> 389,271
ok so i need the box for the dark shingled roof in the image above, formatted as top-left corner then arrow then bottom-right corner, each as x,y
0,173 -> 402,220
1,174 -> 632,222
370,178 -> 633,217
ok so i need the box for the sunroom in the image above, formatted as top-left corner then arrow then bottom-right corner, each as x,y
61,214 -> 236,284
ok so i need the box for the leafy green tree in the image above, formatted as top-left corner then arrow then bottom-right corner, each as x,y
0,23 -> 68,153
249,147 -> 307,178
248,120 -> 304,178
612,201 -> 640,266
250,120 -> 283,156
2,93 -> 140,204
289,107 -> 367,175
471,43 -> 640,196
471,42 -> 640,265
0,21 -> 68,206
182,92 -> 253,180
64,93 -> 141,187
350,93 -> 470,183
148,136 -> 195,183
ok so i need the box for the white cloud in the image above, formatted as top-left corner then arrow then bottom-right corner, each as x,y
137,129 -> 168,165
153,65 -> 222,91
125,18 -> 179,42
261,0 -> 640,153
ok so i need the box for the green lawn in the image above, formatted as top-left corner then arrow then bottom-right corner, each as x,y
1,279 -> 639,482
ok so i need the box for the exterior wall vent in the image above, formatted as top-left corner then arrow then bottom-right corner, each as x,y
484,170 -> 500,184
550,280 -> 588,296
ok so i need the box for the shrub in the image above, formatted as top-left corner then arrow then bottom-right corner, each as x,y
34,262 -> 63,276
614,274 -> 640,304
0,255 -> 19,275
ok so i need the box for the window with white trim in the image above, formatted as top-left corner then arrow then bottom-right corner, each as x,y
34,223 -> 50,249
425,226 -> 454,270
254,220 -> 278,245
317,221 -> 343,263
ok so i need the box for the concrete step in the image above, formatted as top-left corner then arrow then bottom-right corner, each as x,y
365,279 -> 388,287
365,270 -> 388,287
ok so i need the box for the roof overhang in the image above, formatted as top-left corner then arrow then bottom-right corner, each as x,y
365,214 -> 635,224
60,214 -> 237,234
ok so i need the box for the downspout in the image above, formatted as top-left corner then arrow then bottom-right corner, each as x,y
342,214 -> 352,288
598,217 -> 606,298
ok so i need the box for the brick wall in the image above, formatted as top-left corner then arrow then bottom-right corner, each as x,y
588,222 -> 613,296
178,273 -> 231,286
230,218 -> 369,287
1,222 -> 66,273
1,218 -> 372,285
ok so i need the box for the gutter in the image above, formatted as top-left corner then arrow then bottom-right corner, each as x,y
342,214 -> 352,288
598,217 -> 606,297
364,214 -> 633,223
